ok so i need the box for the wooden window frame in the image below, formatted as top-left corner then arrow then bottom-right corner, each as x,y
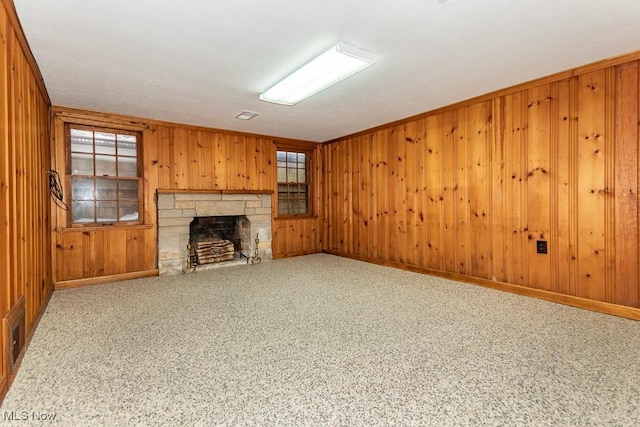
275,144 -> 315,218
65,123 -> 144,228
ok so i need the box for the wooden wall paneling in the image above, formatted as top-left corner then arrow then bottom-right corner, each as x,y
266,138 -> 277,191
322,52 -> 640,315
125,229 -> 141,272
272,220 -> 285,255
441,112 -> 457,273
604,68 -> 617,303
142,126 -> 157,220
350,137 -> 361,255
362,134 -> 374,259
389,125 -> 404,264
245,136 -> 256,190
413,118 -> 428,268
204,130 -> 215,190
173,127 -> 189,188
404,120 -> 418,266
231,134 -> 243,189
455,107 -> 470,275
315,145 -> 324,250
0,6 -> 9,323
243,135 -> 254,190
201,129 -> 212,189
86,231 -> 105,278
59,232 -> 83,281
187,129 -> 200,189
214,133 -> 228,190
424,115 -> 443,270
576,70 -> 607,301
225,134 -> 237,189
614,61 -> 640,307
554,78 -> 575,296
324,142 -> 334,251
374,130 -> 388,260
526,84 -> 553,291
360,135 -> 370,256
507,91 -> 528,286
157,126 -> 173,190
0,6 -> 9,390
379,128 -> 392,262
346,140 -> 355,254
9,31 -> 20,306
108,228 -> 128,275
467,102 -> 491,279
142,126 -> 159,270
335,140 -> 346,253
491,98 -> 507,282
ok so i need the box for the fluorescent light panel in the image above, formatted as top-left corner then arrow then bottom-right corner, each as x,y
260,42 -> 374,105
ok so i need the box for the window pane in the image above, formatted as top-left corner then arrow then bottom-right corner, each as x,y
287,168 -> 297,183
117,156 -> 137,177
96,178 -> 117,200
119,202 -> 139,222
71,152 -> 94,175
118,180 -> 139,200
95,155 -> 116,176
287,152 -> 296,164
276,151 -> 286,167
277,167 -> 286,182
72,201 -> 95,223
70,129 -> 93,153
117,134 -> 137,156
298,169 -> 306,183
96,201 -> 118,222
71,177 -> 94,201
94,132 -> 116,155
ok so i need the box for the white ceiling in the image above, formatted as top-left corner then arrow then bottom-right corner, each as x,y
14,0 -> 640,142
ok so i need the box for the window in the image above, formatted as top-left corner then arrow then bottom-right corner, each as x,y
67,125 -> 142,225
277,149 -> 311,216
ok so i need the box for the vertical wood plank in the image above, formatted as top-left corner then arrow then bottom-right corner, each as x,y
576,70 -> 607,301
526,85 -> 552,290
614,61 -> 639,307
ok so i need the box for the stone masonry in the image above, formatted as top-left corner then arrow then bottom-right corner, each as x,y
157,193 -> 272,275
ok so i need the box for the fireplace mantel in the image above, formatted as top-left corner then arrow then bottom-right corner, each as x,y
156,192 -> 272,275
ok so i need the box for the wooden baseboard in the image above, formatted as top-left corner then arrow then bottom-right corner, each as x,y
55,270 -> 159,290
273,249 -> 322,259
323,250 -> 640,321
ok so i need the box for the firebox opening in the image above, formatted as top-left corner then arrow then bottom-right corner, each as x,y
189,215 -> 250,265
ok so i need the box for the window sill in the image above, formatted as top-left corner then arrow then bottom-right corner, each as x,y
55,224 -> 153,233
274,215 -> 318,221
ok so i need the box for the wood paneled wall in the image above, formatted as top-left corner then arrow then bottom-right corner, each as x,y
0,0 -> 53,399
323,56 -> 640,316
51,108 -> 323,285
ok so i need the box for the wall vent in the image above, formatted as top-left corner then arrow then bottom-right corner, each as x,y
3,296 -> 26,376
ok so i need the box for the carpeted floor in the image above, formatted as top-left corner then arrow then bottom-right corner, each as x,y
1,254 -> 639,426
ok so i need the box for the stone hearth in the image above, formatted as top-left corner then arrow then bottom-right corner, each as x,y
157,193 -> 272,275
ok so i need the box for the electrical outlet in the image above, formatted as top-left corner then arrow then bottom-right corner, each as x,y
536,240 -> 548,254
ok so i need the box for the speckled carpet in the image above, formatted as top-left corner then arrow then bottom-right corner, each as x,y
1,254 -> 639,426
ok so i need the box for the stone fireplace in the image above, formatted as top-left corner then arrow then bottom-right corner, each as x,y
157,192 -> 272,275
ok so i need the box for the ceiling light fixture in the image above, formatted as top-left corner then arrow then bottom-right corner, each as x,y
260,42 -> 375,106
